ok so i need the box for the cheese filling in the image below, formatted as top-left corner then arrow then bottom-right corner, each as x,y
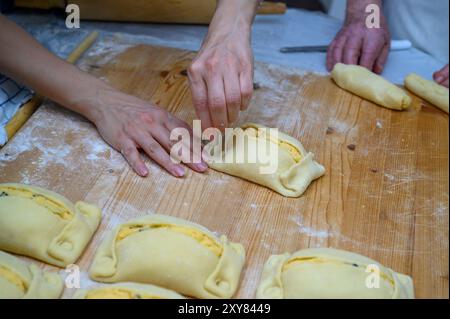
245,127 -> 303,162
117,224 -> 223,256
85,288 -> 162,299
283,257 -> 395,287
0,265 -> 28,293
0,186 -> 73,220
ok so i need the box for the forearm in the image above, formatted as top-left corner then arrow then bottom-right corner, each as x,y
345,0 -> 383,23
204,0 -> 260,44
0,15 -> 108,122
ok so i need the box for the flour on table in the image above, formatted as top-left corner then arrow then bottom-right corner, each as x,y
0,102 -> 125,190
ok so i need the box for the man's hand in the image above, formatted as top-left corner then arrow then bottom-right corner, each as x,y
85,87 -> 208,177
327,0 -> 391,74
188,0 -> 259,131
433,64 -> 449,88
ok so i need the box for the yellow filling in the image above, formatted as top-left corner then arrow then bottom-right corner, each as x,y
0,186 -> 72,220
0,265 -> 28,293
245,127 -> 303,162
85,288 -> 162,299
283,257 -> 395,287
117,224 -> 223,256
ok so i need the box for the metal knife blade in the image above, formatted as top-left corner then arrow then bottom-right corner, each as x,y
280,45 -> 328,53
280,40 -> 412,53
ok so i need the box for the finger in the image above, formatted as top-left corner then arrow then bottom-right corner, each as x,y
135,131 -> 186,178
164,113 -> 193,134
206,74 -> 228,131
161,117 -> 208,172
329,35 -> 347,70
326,40 -> 336,71
439,78 -> 449,88
239,68 -> 253,111
326,30 -> 345,70
164,115 -> 207,168
154,125 -> 208,173
374,43 -> 390,74
188,64 -> 212,130
223,70 -> 241,124
119,138 -> 148,177
360,38 -> 385,72
433,65 -> 449,84
342,36 -> 363,66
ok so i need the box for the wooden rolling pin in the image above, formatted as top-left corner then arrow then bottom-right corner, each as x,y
3,31 -> 98,144
14,0 -> 286,24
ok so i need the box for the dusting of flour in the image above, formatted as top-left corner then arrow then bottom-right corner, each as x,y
0,102 -> 125,190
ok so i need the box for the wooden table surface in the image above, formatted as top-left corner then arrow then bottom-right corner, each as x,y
0,40 -> 448,298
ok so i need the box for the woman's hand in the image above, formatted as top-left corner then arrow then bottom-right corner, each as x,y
0,15 -> 207,177
188,0 -> 259,131
188,30 -> 253,131
84,87 -> 208,177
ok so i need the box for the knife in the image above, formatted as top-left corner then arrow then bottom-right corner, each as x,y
280,40 -> 412,53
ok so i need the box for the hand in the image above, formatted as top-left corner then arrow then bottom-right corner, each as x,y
433,64 -> 449,88
0,14 -> 208,177
188,0 -> 256,131
327,15 -> 391,74
85,87 -> 208,177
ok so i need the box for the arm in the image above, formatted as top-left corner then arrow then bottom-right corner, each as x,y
0,15 -> 207,177
188,0 -> 260,131
326,0 -> 391,74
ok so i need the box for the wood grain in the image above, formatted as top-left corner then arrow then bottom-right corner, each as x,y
0,43 -> 448,298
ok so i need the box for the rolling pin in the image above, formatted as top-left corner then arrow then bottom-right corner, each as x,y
4,31 -> 98,144
14,0 -> 287,24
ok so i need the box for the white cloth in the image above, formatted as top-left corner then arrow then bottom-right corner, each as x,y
0,75 -> 33,146
384,0 -> 449,63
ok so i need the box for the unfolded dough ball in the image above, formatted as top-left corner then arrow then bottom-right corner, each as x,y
0,183 -> 102,267
74,282 -> 184,299
404,73 -> 449,113
256,248 -> 414,299
0,250 -> 63,299
331,63 -> 411,110
89,214 -> 246,299
205,123 -> 325,197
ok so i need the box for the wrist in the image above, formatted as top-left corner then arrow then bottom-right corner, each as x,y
65,77 -> 112,125
206,0 -> 258,43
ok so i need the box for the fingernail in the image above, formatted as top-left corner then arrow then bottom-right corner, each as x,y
435,76 -> 444,83
173,166 -> 185,177
196,162 -> 208,172
139,166 -> 148,177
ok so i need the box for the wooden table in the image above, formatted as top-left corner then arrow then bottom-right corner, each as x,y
0,40 -> 448,298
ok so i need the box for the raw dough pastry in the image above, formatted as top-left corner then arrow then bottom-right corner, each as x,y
0,250 -> 63,299
205,123 -> 325,197
0,183 -> 102,267
331,63 -> 411,110
89,214 -> 245,299
404,73 -> 449,113
74,282 -> 184,299
256,248 -> 414,299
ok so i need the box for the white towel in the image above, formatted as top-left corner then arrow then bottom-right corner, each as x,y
0,74 -> 33,146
